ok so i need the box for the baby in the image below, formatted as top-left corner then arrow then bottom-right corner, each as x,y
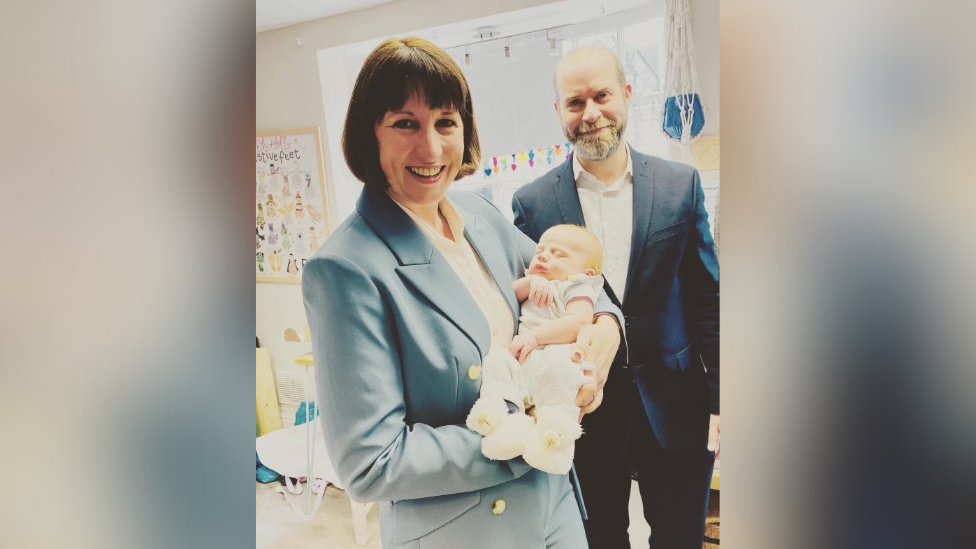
467,224 -> 605,474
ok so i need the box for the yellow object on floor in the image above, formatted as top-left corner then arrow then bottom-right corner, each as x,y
256,348 -> 283,435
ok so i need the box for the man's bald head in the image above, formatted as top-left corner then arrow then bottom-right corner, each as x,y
553,46 -> 627,99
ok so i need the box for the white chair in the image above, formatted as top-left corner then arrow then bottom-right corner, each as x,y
256,419 -> 374,545
256,350 -> 374,546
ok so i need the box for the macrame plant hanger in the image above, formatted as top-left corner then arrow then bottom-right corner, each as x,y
662,0 -> 705,163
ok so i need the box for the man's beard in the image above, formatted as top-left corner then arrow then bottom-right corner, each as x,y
564,115 -> 627,161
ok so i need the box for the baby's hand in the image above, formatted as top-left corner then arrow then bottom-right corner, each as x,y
509,333 -> 540,364
527,275 -> 555,307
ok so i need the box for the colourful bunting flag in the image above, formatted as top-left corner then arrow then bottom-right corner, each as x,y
479,143 -> 573,178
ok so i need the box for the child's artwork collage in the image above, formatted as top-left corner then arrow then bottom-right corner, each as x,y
256,129 -> 330,282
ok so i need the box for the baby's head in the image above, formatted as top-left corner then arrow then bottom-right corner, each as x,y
528,224 -> 603,281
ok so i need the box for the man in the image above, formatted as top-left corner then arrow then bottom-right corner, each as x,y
512,47 -> 720,549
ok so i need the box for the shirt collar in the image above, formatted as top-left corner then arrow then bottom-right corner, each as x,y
573,144 -> 633,192
389,192 -> 465,244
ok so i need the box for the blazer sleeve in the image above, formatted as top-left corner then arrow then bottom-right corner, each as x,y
682,170 -> 720,413
302,252 -> 531,503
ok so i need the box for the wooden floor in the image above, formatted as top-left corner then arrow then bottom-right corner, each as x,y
256,480 -> 720,548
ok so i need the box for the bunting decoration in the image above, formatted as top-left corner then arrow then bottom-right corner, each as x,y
480,143 -> 572,178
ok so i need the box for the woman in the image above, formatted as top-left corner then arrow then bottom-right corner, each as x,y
302,37 -> 622,548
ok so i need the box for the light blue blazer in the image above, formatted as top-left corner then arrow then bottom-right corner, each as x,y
302,187 -> 622,548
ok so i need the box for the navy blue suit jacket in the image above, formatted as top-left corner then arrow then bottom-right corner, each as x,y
513,148 -> 719,451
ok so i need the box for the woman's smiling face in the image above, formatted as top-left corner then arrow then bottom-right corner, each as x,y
374,94 -> 464,209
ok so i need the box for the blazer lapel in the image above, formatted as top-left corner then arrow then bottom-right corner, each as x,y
624,148 -> 655,301
455,200 -> 520,330
553,153 -> 586,227
356,188 -> 491,357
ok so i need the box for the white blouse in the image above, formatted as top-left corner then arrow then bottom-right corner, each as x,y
392,196 -> 515,352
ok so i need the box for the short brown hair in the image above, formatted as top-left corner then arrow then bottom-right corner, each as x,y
342,37 -> 481,189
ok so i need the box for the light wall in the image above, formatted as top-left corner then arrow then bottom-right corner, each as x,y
694,0 -> 720,135
255,0 -> 720,400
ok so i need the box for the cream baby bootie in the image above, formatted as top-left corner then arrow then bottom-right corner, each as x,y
522,405 -> 582,474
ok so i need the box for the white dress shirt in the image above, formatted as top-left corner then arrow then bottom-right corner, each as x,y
573,147 -> 634,301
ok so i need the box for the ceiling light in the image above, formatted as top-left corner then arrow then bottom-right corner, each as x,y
476,26 -> 498,41
547,31 -> 559,56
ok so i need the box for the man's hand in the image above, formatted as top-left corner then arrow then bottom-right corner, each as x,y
571,315 -> 620,419
707,414 -> 720,458
527,275 -> 555,307
573,315 -> 620,392
509,333 -> 540,363
576,387 -> 602,422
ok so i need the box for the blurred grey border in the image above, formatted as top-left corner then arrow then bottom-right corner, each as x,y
0,2 -> 255,548
0,1 -> 973,548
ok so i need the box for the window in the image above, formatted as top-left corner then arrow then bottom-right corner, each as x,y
320,2 -> 668,222
455,5 -> 667,216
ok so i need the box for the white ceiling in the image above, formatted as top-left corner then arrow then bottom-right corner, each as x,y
335,0 -> 657,55
256,0 -> 396,33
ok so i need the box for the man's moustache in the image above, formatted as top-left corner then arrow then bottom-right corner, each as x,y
575,121 -> 615,137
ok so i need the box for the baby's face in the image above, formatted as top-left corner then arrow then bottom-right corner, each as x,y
528,226 -> 594,281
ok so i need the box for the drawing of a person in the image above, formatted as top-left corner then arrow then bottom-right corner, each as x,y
265,194 -> 278,219
309,226 -> 319,253
280,224 -> 292,250
268,223 -> 278,246
294,192 -> 304,219
303,170 -> 317,198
